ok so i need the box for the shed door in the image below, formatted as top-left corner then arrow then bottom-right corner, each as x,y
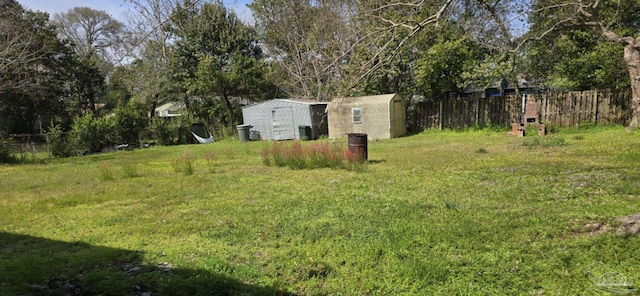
272,107 -> 295,140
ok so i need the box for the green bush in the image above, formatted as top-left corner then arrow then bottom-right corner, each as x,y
70,113 -> 113,154
112,103 -> 148,145
0,139 -> 14,163
151,118 -> 179,146
151,114 -> 200,146
47,124 -> 73,158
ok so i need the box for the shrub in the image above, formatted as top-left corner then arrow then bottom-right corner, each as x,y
112,103 -> 148,145
0,139 -> 14,163
151,118 -> 178,146
150,114 -> 199,146
47,124 -> 73,158
69,113 -> 113,154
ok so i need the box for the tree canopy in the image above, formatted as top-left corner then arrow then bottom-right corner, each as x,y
3,0 -> 640,136
0,0 -> 80,134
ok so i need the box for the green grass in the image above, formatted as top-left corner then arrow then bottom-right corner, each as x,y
1,127 -> 640,295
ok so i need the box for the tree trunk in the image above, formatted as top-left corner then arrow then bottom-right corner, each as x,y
625,45 -> 640,129
222,94 -> 235,130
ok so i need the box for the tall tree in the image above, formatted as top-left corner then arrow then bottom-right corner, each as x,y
528,0 -> 640,127
171,1 -> 275,128
250,0 -> 360,100
52,7 -> 126,113
123,0 -> 204,117
0,0 -> 77,134
52,7 -> 126,63
348,0 -> 640,128
524,29 -> 629,91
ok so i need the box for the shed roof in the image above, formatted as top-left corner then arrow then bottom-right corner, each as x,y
242,98 -> 328,109
330,93 -> 397,104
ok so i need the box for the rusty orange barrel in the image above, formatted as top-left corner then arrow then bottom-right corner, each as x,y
347,133 -> 368,161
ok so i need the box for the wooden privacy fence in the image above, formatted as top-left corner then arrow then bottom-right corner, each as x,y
411,89 -> 632,131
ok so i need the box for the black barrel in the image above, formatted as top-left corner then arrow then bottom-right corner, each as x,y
347,133 -> 368,161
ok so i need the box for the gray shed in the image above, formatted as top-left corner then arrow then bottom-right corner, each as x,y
328,93 -> 406,140
241,99 -> 329,140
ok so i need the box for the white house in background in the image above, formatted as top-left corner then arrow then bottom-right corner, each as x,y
154,101 -> 185,118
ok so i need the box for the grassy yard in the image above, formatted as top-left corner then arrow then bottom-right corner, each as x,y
1,126 -> 640,295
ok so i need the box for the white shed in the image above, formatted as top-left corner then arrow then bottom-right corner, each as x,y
241,99 -> 329,140
328,93 -> 406,140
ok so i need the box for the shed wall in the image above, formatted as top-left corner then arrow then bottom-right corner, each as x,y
389,95 -> 407,138
328,95 -> 396,140
242,100 -> 327,140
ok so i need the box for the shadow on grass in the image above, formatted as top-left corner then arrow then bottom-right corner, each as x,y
0,232 -> 293,296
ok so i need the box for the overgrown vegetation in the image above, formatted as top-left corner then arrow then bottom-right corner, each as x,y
172,149 -> 195,175
0,140 -> 14,163
2,127 -> 639,295
261,141 -> 365,171
46,124 -> 73,158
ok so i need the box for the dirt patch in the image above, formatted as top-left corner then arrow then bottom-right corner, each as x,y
580,222 -> 611,235
616,213 -> 640,236
573,213 -> 640,237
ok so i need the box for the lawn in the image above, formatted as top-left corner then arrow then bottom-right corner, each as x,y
1,126 -> 639,295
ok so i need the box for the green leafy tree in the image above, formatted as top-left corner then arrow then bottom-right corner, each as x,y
0,0 -> 77,134
105,65 -> 134,109
413,31 -> 482,99
170,1 -> 275,129
525,29 -> 629,90
526,0 -> 640,127
368,0 -> 640,127
52,7 -> 124,113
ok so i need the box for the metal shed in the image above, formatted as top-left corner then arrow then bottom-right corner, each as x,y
328,93 -> 407,140
241,99 -> 329,140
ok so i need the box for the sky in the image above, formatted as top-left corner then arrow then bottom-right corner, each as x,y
18,0 -> 253,22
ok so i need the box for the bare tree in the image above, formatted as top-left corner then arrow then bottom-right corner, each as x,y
337,0 -> 640,128
0,0 -> 74,133
0,2 -> 52,94
125,0 -> 183,62
250,0 -> 362,100
53,7 -> 126,63
120,0 -> 205,114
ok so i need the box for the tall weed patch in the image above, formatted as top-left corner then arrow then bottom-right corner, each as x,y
261,141 -> 364,170
173,149 -> 195,175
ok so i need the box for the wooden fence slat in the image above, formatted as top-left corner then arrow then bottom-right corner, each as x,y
409,89 -> 630,131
